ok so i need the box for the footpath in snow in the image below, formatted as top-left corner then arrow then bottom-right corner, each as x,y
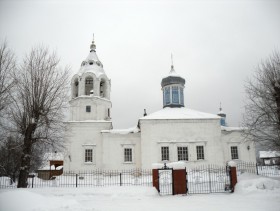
0,173 -> 280,211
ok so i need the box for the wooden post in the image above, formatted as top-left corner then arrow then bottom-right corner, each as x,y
152,169 -> 159,192
230,166 -> 237,192
173,169 -> 187,195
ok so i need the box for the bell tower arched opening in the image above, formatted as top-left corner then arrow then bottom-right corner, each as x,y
85,76 -> 93,95
100,79 -> 105,97
73,78 -> 79,98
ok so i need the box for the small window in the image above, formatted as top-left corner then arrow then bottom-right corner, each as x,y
124,148 -> 132,162
108,109 -> 110,118
178,146 -> 188,161
196,146 -> 204,160
86,78 -> 93,84
86,106 -> 91,112
161,146 -> 169,161
231,146 -> 239,160
85,149 -> 93,162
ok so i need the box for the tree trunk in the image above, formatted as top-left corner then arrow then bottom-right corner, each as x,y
17,125 -> 34,188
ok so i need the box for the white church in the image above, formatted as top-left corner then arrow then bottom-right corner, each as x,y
64,37 -> 256,171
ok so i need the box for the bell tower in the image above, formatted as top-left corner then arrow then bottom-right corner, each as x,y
69,34 -> 112,121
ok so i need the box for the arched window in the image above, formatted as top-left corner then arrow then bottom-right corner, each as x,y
85,76 -> 93,95
100,80 -> 106,97
73,78 -> 79,98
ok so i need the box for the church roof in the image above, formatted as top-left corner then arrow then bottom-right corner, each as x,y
259,151 -> 280,158
140,107 -> 220,120
101,126 -> 140,134
220,126 -> 245,131
161,66 -> 185,88
166,65 -> 181,77
76,35 -> 107,78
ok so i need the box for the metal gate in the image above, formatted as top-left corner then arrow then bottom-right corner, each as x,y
158,167 -> 173,195
187,165 -> 231,194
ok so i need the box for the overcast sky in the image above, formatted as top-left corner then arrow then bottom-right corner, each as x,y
1,0 -> 280,129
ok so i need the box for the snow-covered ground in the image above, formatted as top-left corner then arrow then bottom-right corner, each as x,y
1,173 -> 280,211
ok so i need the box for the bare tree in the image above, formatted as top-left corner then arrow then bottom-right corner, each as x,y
0,135 -> 22,182
243,51 -> 280,150
0,41 -> 15,118
7,46 -> 70,188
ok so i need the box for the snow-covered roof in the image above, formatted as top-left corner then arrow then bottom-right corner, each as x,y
68,120 -> 112,123
77,50 -> 106,78
43,152 -> 64,161
38,152 -> 64,170
39,165 -> 63,171
102,126 -> 140,134
140,107 -> 220,120
162,66 -> 182,79
218,110 -> 226,115
221,126 -> 245,131
259,151 -> 280,158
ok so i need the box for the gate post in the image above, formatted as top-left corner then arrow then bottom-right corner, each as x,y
228,161 -> 237,192
173,169 -> 187,195
152,169 -> 159,192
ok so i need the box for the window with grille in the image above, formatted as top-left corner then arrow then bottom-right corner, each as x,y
178,146 -> 188,161
85,78 -> 93,84
196,146 -> 204,160
172,86 -> 179,104
231,146 -> 239,159
124,148 -> 132,162
86,106 -> 91,112
85,149 -> 93,162
161,146 -> 169,161
164,87 -> 170,105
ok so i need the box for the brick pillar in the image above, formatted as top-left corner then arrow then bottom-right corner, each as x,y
229,166 -> 237,192
173,169 -> 187,195
152,169 -> 159,192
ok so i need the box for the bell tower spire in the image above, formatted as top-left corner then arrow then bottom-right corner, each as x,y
217,102 -> 226,126
170,53 -> 176,74
90,33 -> 96,52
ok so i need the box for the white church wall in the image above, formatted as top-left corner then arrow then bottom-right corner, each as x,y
101,132 -> 141,170
69,97 -> 111,121
140,119 -> 225,169
221,130 -> 256,163
64,121 -> 112,172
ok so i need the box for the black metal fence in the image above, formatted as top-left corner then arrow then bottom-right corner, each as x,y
187,165 -> 230,194
0,169 -> 152,189
235,162 -> 280,177
1,163 -> 279,190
